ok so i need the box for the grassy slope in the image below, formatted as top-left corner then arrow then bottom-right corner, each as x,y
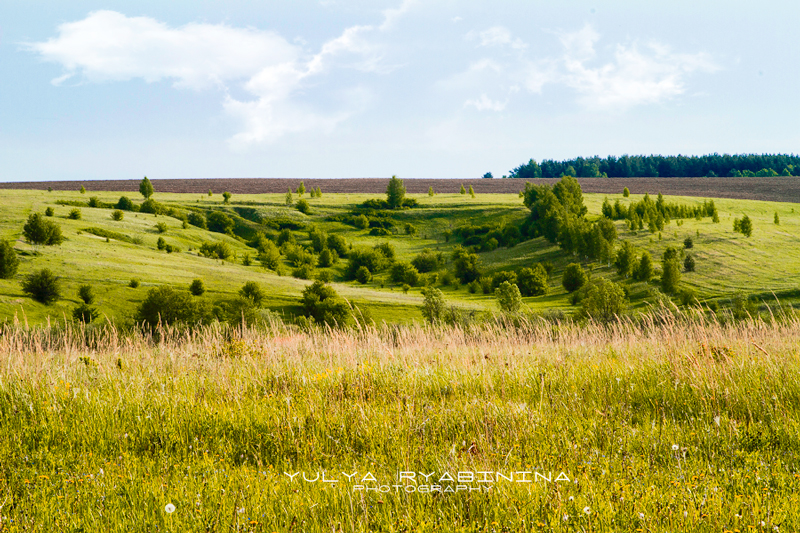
0,188 -> 798,325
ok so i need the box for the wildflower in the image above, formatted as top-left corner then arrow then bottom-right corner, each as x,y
714,416 -> 721,426
563,514 -> 569,521
639,512 -> 645,519
672,444 -> 679,451
583,506 -> 591,515
165,503 -> 176,513
568,496 -> 574,501
683,511 -> 688,518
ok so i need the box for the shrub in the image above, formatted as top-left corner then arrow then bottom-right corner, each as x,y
468,185 -> 475,198
661,258 -> 681,294
623,187 -> 630,197
129,279 -> 140,288
683,236 -> 693,249
495,281 -> 523,313
156,222 -> 168,233
679,288 -> 697,306
421,286 -> 446,323
139,198 -> 165,215
317,270 -> 333,283
277,229 -> 296,246
369,228 -> 391,236
374,242 -> 395,260
404,223 -> 418,236
318,248 -> 338,268
285,189 -> 293,206
354,214 -> 369,229
297,182 -> 306,196
223,192 -> 232,204
301,281 -> 350,326
258,241 -> 282,270
115,196 -> 135,211
135,286 -> 213,328
88,196 -> 100,208
199,241 -> 232,260
614,241 -> 636,277
460,184 -> 466,194
283,244 -> 316,267
187,211 -> 207,229
293,264 -> 315,280
467,280 -> 479,293
633,251 -> 654,281
517,265 -> 548,297
491,271 -> 517,290
80,186 -> 86,194
139,176 -> 154,199
775,212 -> 780,225
346,247 -> 384,279
428,186 -> 435,196
72,303 -> 99,323
581,278 -> 626,321
239,281 -> 266,307
412,249 -> 444,273
562,263 -> 587,293
68,208 -> 82,220
390,262 -> 421,286
684,254 -> 696,272
207,212 -> 234,234
386,175 -> 406,209
326,234 -> 348,257
78,284 -> 95,304
480,277 -> 493,294
189,279 -> 205,296
21,268 -> 61,305
296,199 -> 311,214
308,226 -> 328,252
45,207 -> 55,217
0,240 -> 20,279
157,237 -> 167,250
22,213 -> 64,246
355,266 -> 372,284
452,246 -> 481,283
111,210 -> 124,221
242,253 -> 252,266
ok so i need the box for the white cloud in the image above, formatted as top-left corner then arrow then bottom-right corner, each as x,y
467,26 -> 527,50
26,5 -> 416,146
464,94 -> 507,112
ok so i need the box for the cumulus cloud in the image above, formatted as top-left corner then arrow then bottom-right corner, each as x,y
26,5 -> 414,145
454,23 -> 718,112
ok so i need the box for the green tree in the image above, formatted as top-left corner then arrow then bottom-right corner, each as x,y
22,213 -> 64,247
45,207 -> 55,217
0,240 -> 20,279
297,182 -> 306,196
623,187 -> 630,197
562,263 -> 587,293
428,186 -> 435,197
207,212 -> 235,234
239,281 -> 266,307
285,188 -> 293,206
614,241 -> 636,278
517,265 -> 548,296
581,278 -> 627,322
633,251 -> 654,281
452,246 -> 481,283
139,176 -> 154,199
421,286 -> 446,324
68,208 -> 81,220
258,241 -> 282,270
301,281 -> 349,326
80,186 -> 86,194
684,254 -> 696,272
222,192 -> 232,204
296,199 -> 311,214
73,303 -> 99,323
661,258 -> 681,294
156,237 -> 167,250
740,214 -> 753,237
115,196 -> 135,210
775,212 -> 780,225
482,172 -> 493,179
78,285 -> 95,304
495,281 -> 523,313
468,185 -> 475,198
187,212 -> 207,229
111,210 -> 124,221
135,286 -> 213,328
386,175 -> 406,209
460,184 -> 466,194
355,266 -> 372,284
21,269 -> 61,305
189,279 -> 205,296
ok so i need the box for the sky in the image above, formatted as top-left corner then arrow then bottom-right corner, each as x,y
2,1 -> 799,182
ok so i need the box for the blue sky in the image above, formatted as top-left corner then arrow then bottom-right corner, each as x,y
2,1 -> 798,181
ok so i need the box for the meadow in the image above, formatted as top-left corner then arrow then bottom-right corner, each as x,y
1,313 -> 800,531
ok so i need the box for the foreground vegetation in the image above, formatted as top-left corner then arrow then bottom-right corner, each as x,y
2,311 -> 800,531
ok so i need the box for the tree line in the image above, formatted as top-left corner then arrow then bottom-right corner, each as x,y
508,154 -> 800,179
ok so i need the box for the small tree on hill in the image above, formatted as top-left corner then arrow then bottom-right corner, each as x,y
623,187 -> 630,197
495,281 -> 523,314
633,251 -> 654,281
386,175 -> 406,209
301,281 -> 349,326
739,214 -> 753,237
582,278 -> 627,322
285,188 -> 293,206
468,185 -> 475,198
78,285 -> 95,304
428,186 -> 435,197
661,258 -> 681,294
239,281 -> 265,307
189,279 -> 205,296
421,286 -> 446,324
517,265 -> 548,296
297,182 -> 306,196
562,263 -> 587,293
460,184 -> 466,194
684,254 -> 696,272
223,192 -> 232,204
21,268 -> 61,305
0,241 -> 20,279
22,213 -> 64,248
139,176 -> 154,199
80,186 -> 86,194
774,212 -> 780,225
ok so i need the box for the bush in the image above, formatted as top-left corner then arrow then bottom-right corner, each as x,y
156,222 -> 168,233
562,263 -> 587,293
283,244 -> 316,267
72,303 -> 99,323
78,284 -> 95,304
390,262 -> 420,286
189,279 -> 205,296
683,236 -> 693,249
223,192 -> 232,204
199,241 -> 232,260
623,187 -> 630,197
452,246 -> 481,283
207,212 -> 235,234
354,214 -> 369,230
88,196 -> 100,208
293,264 -> 315,280
404,223 -> 418,236
45,207 -> 55,217
369,228 -> 392,236
139,198 -> 164,215
661,258 -> 681,294
21,268 -> 61,305
467,280 -> 479,293
276,228 -> 296,246
187,211 -> 207,229
135,286 -> 213,328
326,234 -> 348,257
495,281 -> 523,313
242,253 -> 252,266
318,248 -> 338,268
157,237 -> 167,250
480,277 -> 493,294
139,177 -> 154,199
581,278 -> 627,322
239,281 -> 266,307
614,241 -> 636,277
355,266 -> 372,284
111,210 -> 124,221
317,270 -> 333,283
22,213 -> 64,247
412,249 -> 444,273
301,281 -> 350,326
517,265 -> 548,297
421,286 -> 446,323
0,240 -> 20,279
491,271 -> 518,290
258,241 -> 282,270
684,254 -> 696,272
115,196 -> 135,211
68,208 -> 82,220
296,199 -> 311,214
347,247 -> 385,279
129,279 -> 140,288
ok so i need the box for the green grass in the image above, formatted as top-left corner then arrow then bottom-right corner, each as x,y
1,188 -> 800,326
2,315 -> 800,531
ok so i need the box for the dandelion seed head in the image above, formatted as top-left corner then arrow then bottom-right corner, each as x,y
672,444 -> 679,451
583,506 -> 591,515
165,503 -> 176,514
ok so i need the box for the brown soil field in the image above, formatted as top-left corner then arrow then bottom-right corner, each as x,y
2,177 -> 800,203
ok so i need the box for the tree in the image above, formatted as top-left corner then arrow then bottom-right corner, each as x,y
562,263 -> 587,293
73,303 -> 99,323
517,265 -> 548,296
739,214 -> 753,237
633,251 -> 654,281
614,241 -> 636,278
115,196 -> 135,210
239,281 -> 266,307
45,207 -> 55,217
222,192 -> 232,204
468,185 -> 475,198
189,279 -> 205,296
258,241 -> 282,270
187,212 -> 207,229
581,278 -> 627,322
421,286 -> 446,323
482,172 -> 493,179
21,269 -> 61,305
285,188 -> 293,206
78,285 -> 95,304
297,182 -> 306,196
460,184 -> 466,194
623,187 -> 630,197
355,266 -> 372,284
68,208 -> 81,220
139,176 -> 154,199
22,213 -> 64,247
0,241 -> 20,279
207,212 -> 235,234
495,281 -> 523,313
296,199 -> 311,214
661,258 -> 681,294
301,281 -> 349,326
157,237 -> 167,250
111,210 -> 124,221
386,175 -> 406,209
775,212 -> 780,225
684,254 -> 696,272
452,246 -> 481,283
428,186 -> 435,197
135,286 -> 213,328
156,222 -> 168,233
80,186 -> 86,194
683,236 -> 693,249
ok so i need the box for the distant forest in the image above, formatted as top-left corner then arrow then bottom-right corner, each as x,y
507,154 -> 800,179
